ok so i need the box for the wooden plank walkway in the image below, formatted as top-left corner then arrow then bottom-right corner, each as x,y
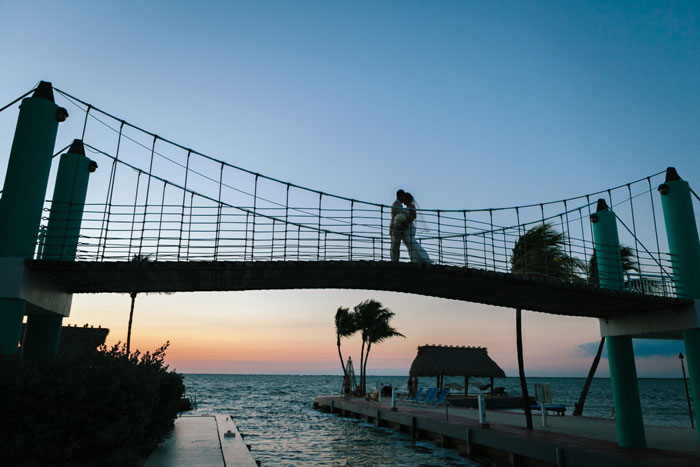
144,415 -> 258,467
26,260 -> 690,318
314,396 -> 700,467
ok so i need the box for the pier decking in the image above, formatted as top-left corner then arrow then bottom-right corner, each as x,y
314,396 -> 700,467
143,415 -> 258,467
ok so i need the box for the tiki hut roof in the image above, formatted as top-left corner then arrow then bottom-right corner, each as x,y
409,345 -> 505,378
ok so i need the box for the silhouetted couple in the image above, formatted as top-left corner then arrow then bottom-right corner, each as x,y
390,189 -> 432,264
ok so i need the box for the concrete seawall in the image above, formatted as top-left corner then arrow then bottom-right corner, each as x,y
314,396 -> 700,467
144,415 -> 259,467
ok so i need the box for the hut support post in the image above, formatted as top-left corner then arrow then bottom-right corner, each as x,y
465,376 -> 469,396
591,199 -> 646,448
658,169 -> 700,440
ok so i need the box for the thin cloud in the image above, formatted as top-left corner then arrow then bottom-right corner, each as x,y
577,339 -> 684,359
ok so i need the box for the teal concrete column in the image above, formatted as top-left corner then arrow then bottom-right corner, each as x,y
658,167 -> 700,438
0,81 -> 68,355
40,140 -> 97,261
0,82 -> 68,258
591,199 -> 646,448
23,140 -> 96,357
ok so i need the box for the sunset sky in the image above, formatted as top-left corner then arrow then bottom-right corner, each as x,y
1,1 -> 699,377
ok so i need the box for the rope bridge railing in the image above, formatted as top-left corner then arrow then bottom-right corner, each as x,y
37,188 -> 680,299
0,86 -> 686,298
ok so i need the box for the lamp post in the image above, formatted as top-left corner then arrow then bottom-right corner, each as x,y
680,352 -> 694,429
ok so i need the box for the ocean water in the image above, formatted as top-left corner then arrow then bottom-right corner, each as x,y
183,375 -> 693,466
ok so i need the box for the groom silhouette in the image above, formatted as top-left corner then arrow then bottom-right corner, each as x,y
390,189 -> 407,262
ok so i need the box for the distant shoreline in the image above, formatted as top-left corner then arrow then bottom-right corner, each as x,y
180,373 -> 684,379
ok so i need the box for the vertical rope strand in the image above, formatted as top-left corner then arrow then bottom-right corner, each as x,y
99,121 -> 124,260
586,195 -> 595,286
127,171 -> 142,260
178,151 -> 191,261
317,193 -> 323,261
627,184 -> 641,273
489,209 -> 495,271
516,207 -> 524,273
437,210 -> 443,264
139,136 -> 158,257
564,200 -> 573,259
284,184 -> 290,260
214,163 -> 224,261
349,200 -> 354,261
647,177 -> 664,282
579,208 -> 588,271
155,181 -> 167,260
81,105 -> 92,139
463,211 -> 468,267
380,206 -> 385,261
187,192 -> 194,259
251,175 -> 259,261
540,204 -> 549,277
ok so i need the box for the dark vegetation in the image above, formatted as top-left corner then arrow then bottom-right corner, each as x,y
0,342 -> 184,467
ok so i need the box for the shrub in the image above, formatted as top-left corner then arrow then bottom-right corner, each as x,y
0,342 -> 184,467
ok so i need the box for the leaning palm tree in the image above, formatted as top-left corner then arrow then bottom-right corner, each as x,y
511,223 -> 584,282
353,299 -> 402,395
335,306 -> 357,375
510,223 -> 582,429
362,318 -> 405,392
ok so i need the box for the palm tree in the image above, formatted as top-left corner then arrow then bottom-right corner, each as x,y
511,223 -> 583,282
126,254 -> 153,355
362,318 -> 405,393
353,299 -> 403,395
126,291 -> 137,355
335,306 -> 357,375
510,223 -> 582,430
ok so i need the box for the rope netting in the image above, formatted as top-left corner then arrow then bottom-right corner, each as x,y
0,87 -> 689,298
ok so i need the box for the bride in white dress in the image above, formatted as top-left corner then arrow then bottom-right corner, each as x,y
403,193 -> 432,264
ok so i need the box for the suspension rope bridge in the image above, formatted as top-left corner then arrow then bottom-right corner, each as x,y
1,84 -> 696,316
6,82 -> 700,450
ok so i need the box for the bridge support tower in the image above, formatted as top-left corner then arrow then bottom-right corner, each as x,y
0,82 -> 67,355
591,199 -> 646,448
658,167 -> 700,439
22,140 -> 95,357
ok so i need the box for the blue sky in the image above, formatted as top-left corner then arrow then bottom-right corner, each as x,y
1,1 -> 699,376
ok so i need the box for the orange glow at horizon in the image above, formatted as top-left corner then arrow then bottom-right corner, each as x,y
61,288 -> 623,376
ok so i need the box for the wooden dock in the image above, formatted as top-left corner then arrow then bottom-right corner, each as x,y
314,396 -> 700,467
143,415 -> 259,467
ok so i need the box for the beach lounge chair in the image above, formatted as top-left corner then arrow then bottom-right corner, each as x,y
529,403 -> 566,416
414,387 -> 440,405
430,388 -> 451,407
531,382 -> 565,415
407,387 -> 438,405
401,387 -> 425,403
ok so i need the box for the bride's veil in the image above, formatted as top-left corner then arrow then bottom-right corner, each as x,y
409,197 -> 429,235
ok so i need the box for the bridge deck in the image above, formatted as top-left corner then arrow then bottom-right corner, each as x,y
26,260 -> 690,319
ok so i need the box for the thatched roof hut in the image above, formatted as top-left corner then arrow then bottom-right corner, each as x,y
409,345 -> 505,395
